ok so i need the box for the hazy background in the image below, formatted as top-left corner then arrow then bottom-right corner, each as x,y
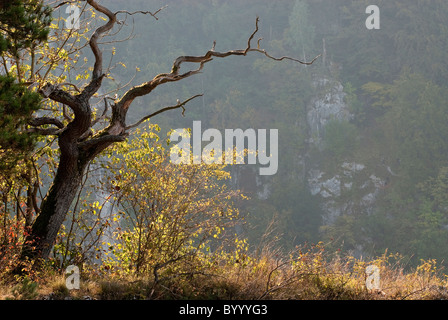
93,0 -> 448,268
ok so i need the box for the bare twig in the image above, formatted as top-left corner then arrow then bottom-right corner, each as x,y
125,94 -> 203,131
114,5 -> 168,21
91,97 -> 110,127
53,1 -> 78,9
60,82 -> 81,93
257,258 -> 294,300
153,255 -> 185,284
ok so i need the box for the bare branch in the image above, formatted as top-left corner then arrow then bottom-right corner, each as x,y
91,97 -> 110,127
78,128 -> 93,141
53,1 -> 78,9
245,16 -> 260,54
78,133 -> 127,150
115,17 -> 318,113
125,94 -> 203,131
39,83 -> 78,111
248,39 -> 321,65
114,5 -> 167,21
29,117 -> 65,129
27,127 -> 66,136
81,0 -> 117,97
60,82 -> 81,93
77,98 -> 111,142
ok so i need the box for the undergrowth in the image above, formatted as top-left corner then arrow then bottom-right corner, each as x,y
2,243 -> 448,300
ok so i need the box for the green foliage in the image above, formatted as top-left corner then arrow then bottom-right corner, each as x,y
323,119 -> 358,160
0,0 -> 51,57
10,276 -> 39,300
408,167 -> 448,262
344,82 -> 365,124
0,75 -> 41,165
285,0 -> 316,61
0,0 -> 50,168
331,69 -> 448,264
247,178 -> 322,250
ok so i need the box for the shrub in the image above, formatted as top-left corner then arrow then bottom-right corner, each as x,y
101,124 -> 244,278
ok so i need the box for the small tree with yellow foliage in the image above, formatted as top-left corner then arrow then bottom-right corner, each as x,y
101,123 -> 244,279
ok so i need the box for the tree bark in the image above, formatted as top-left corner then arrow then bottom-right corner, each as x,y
21,121 -> 122,261
23,154 -> 84,260
22,95 -> 88,260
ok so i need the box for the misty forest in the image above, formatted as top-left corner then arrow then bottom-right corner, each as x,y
2,0 -> 448,300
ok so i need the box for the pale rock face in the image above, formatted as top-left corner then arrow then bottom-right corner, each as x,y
307,161 -> 387,224
308,169 -> 324,196
321,176 -> 341,198
305,78 -> 355,224
298,78 -> 389,228
342,162 -> 365,175
307,77 -> 353,143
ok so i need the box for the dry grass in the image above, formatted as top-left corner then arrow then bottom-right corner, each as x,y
1,245 -> 448,300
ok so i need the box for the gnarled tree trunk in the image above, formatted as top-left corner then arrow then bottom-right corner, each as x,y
24,152 -> 85,260
21,95 -> 120,261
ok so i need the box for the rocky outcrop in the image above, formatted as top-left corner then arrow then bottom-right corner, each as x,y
307,77 -> 353,145
305,77 -> 385,226
307,162 -> 386,225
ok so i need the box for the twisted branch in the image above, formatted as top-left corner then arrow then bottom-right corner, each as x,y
29,117 -> 64,129
113,17 -> 319,125
81,0 -> 116,98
